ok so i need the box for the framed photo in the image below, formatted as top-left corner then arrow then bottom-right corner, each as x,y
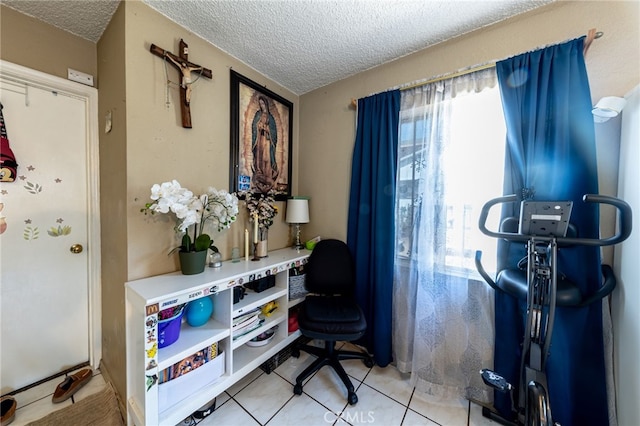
230,70 -> 293,200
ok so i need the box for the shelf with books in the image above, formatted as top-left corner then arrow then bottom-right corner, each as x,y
232,329 -> 301,376
232,285 -> 288,318
158,319 -> 229,370
158,351 -> 226,420
125,247 -> 310,426
232,309 -> 287,349
159,342 -> 221,384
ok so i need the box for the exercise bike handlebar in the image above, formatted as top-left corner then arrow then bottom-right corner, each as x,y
477,194 -> 633,246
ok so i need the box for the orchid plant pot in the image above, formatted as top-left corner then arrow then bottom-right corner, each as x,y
141,180 -> 239,274
179,250 -> 208,275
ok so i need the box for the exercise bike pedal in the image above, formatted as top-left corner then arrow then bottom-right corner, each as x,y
480,369 -> 512,393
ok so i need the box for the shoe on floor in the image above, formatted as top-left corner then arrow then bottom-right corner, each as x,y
1,396 -> 17,426
52,368 -> 93,403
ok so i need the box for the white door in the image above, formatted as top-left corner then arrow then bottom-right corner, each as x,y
0,61 -> 101,393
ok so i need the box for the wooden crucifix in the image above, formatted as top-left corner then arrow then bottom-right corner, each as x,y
150,39 -> 212,128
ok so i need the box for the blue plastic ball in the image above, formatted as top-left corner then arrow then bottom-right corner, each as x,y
185,296 -> 213,327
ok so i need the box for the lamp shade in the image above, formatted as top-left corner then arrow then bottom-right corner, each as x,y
286,198 -> 309,224
593,96 -> 627,122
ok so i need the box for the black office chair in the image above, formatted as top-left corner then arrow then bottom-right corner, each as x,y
292,239 -> 374,405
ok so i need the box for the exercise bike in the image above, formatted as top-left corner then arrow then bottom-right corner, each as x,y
475,194 -> 632,426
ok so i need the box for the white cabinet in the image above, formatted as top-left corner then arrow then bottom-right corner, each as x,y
125,248 -> 310,426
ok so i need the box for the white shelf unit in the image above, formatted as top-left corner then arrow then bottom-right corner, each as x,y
125,248 -> 310,426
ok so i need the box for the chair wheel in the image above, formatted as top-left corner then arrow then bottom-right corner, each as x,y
348,391 -> 358,405
364,358 -> 374,368
292,348 -> 300,358
293,384 -> 303,395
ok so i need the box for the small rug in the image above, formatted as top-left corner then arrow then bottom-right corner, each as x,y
26,382 -> 124,426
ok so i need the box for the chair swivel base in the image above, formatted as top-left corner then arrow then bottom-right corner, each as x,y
292,340 -> 374,405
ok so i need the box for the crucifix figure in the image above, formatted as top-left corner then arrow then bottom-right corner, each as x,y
150,39 -> 212,128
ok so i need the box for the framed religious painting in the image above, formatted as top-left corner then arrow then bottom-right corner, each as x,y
230,70 -> 293,201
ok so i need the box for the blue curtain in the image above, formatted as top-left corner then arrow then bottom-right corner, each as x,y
347,90 -> 400,367
495,38 -> 606,425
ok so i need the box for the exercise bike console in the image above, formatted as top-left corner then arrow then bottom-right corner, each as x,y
519,200 -> 572,237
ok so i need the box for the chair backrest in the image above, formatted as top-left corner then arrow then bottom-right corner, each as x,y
305,239 -> 356,295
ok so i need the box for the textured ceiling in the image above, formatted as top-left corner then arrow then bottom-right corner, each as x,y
3,0 -> 121,42
4,0 -> 554,94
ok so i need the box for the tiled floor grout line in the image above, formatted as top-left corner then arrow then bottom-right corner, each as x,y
233,395 -> 265,426
12,358 -> 476,425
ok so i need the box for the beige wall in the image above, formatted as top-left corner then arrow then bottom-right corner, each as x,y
96,2 -> 128,398
123,1 -> 300,283
0,5 -> 97,82
299,0 -> 640,242
95,0 -> 301,398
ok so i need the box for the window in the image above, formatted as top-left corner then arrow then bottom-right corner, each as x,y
396,84 -> 506,276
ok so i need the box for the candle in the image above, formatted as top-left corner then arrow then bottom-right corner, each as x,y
253,212 -> 258,241
244,229 -> 249,261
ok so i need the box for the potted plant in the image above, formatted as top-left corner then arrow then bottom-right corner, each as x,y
142,180 -> 239,274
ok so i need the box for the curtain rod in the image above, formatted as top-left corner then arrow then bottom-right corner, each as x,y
349,29 -> 603,109
399,62 -> 496,92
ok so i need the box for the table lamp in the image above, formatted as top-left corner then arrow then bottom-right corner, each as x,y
286,197 -> 310,249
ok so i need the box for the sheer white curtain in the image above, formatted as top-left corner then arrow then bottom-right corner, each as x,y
392,67 -> 505,403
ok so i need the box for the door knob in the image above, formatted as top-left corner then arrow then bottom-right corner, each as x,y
70,244 -> 83,254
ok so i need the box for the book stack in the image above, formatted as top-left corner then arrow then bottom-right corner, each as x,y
233,308 -> 264,340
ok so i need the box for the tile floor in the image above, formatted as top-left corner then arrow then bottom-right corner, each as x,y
10,342 -> 495,426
